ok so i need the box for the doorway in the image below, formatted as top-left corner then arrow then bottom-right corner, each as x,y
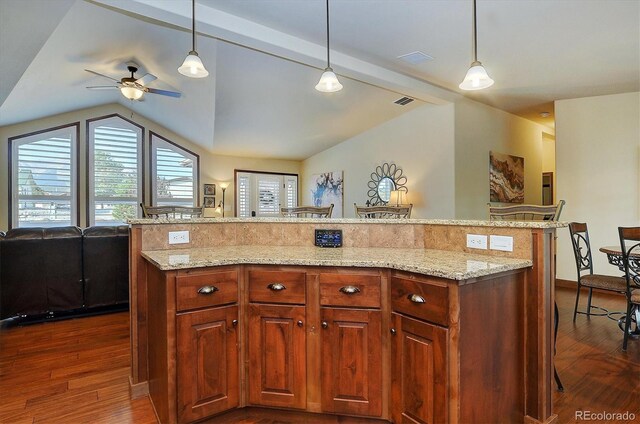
542,172 -> 553,205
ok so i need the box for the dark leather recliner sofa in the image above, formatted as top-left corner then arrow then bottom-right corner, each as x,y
0,226 -> 129,322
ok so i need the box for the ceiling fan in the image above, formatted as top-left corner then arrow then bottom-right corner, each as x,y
85,63 -> 181,101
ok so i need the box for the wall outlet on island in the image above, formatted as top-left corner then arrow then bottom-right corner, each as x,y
466,234 -> 488,249
169,230 -> 190,245
490,235 -> 513,252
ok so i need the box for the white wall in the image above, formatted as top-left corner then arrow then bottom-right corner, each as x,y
0,103 -> 301,229
555,92 -> 640,281
301,103 -> 456,218
454,99 -> 552,219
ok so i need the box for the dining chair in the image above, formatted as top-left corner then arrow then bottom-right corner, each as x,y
140,203 -> 204,219
280,204 -> 334,218
617,226 -> 640,351
568,223 -> 626,322
354,203 -> 413,219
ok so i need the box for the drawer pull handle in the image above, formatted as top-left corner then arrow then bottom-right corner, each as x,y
232,319 -> 238,327
267,283 -> 286,291
197,285 -> 218,295
321,321 -> 329,329
408,293 -> 426,303
390,328 -> 397,335
339,285 -> 361,295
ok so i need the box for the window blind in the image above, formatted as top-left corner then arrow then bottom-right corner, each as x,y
257,176 -> 281,215
151,134 -> 198,207
238,175 -> 250,217
12,126 -> 77,228
89,117 -> 142,225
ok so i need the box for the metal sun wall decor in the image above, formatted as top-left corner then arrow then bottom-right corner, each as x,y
489,151 -> 524,203
367,163 -> 407,206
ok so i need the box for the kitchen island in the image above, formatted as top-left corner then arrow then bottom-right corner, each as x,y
128,218 -> 564,424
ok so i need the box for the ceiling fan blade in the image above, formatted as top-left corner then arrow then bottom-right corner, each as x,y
135,73 -> 157,86
84,69 -> 119,83
145,87 -> 182,98
86,85 -> 119,90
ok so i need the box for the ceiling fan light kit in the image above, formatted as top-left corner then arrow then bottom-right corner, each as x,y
459,0 -> 494,91
316,0 -> 342,93
120,85 -> 144,100
179,0 -> 209,78
85,64 -> 181,100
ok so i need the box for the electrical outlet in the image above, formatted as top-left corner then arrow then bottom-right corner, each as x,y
168,230 -> 190,245
466,234 -> 488,249
490,235 -> 513,252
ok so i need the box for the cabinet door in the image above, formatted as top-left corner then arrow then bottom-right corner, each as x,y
391,313 -> 448,424
176,305 -> 238,423
321,308 -> 382,417
248,304 -> 306,409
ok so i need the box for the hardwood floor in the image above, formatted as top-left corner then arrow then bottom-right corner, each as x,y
1,287 -> 638,424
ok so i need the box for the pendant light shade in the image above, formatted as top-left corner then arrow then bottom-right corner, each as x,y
178,51 -> 209,78
179,0 -> 209,78
459,60 -> 494,90
315,67 -> 343,92
459,0 -> 493,91
316,0 -> 342,93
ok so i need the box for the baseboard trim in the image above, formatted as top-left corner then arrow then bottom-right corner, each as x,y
129,377 -> 149,399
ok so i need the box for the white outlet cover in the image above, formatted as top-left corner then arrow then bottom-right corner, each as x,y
168,230 -> 190,245
490,235 -> 514,252
466,234 -> 488,249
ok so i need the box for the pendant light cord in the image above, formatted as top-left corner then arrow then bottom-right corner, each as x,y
473,0 -> 477,62
192,0 -> 196,52
326,0 -> 330,68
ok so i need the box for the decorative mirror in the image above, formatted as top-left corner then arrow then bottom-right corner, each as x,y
367,163 -> 408,206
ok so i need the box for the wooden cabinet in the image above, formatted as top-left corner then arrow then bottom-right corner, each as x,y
391,312 -> 448,424
248,303 -> 307,409
320,307 -> 382,417
176,305 -> 239,423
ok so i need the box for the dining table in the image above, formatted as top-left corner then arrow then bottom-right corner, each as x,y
599,245 -> 640,337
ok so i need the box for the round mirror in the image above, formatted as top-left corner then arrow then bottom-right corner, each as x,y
377,177 -> 395,203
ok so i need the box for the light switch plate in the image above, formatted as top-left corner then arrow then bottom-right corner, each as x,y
490,235 -> 513,252
169,230 -> 190,245
466,234 -> 488,249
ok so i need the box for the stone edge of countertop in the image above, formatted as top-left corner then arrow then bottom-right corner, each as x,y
129,217 -> 567,229
141,247 -> 534,281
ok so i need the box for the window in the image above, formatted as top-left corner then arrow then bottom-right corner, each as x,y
235,171 -> 298,217
9,123 -> 79,228
151,132 -> 199,207
88,115 -> 143,225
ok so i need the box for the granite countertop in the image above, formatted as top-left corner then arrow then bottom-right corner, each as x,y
129,217 -> 567,229
141,246 -> 533,281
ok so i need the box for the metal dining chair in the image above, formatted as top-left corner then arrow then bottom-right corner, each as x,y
280,204 -> 333,218
617,227 -> 640,351
568,223 -> 626,322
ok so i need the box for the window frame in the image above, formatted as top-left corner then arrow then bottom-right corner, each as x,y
8,122 -> 80,229
150,131 -> 200,207
233,169 -> 299,217
86,114 -> 145,226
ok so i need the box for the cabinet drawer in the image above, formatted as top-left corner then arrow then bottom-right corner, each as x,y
391,276 -> 448,326
319,273 -> 381,308
249,270 -> 306,304
176,270 -> 238,312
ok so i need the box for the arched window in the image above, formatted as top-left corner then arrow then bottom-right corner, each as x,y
150,132 -> 199,207
9,123 -> 79,228
88,115 -> 143,225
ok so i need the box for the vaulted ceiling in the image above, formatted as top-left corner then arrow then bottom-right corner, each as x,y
1,0 -> 638,159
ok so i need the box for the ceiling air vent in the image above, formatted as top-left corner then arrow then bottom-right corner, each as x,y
394,96 -> 414,106
397,51 -> 433,65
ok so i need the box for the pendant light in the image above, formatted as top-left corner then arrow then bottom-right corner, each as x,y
315,0 -> 343,92
178,0 -> 209,78
459,0 -> 494,90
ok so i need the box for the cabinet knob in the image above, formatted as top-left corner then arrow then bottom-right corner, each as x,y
339,285 -> 361,295
297,320 -> 304,327
232,319 -> 238,327
390,328 -> 396,335
321,321 -> 329,329
267,282 -> 286,291
197,285 -> 218,295
407,293 -> 426,303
